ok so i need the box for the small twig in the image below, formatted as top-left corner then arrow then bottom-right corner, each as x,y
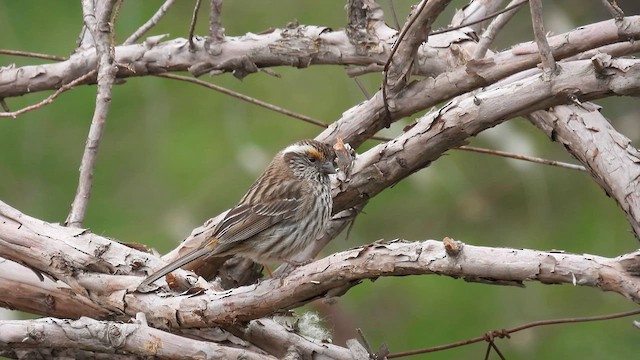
356,328 -> 373,355
456,145 -> 587,172
123,0 -> 176,45
369,134 -> 585,171
111,0 -> 124,46
209,0 -> 224,41
353,77 -> 371,99
387,308 -> 640,358
66,0 -> 118,228
155,73 -> 329,128
430,0 -> 530,36
188,0 -> 203,50
529,0 -> 556,74
0,71 -> 96,118
600,0 -> 624,21
0,49 -> 67,62
474,0 -> 525,59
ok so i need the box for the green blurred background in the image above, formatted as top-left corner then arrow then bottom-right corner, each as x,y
1,1 -> 639,358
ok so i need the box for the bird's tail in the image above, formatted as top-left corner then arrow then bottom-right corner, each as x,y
136,244 -> 214,291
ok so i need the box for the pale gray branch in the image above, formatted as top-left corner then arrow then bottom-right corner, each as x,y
474,0 -> 525,59
128,240 -> 640,329
123,0 -> 176,45
529,101 -> 640,237
0,316 -> 273,359
65,0 -> 118,228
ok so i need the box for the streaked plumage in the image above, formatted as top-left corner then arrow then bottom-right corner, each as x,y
138,139 -> 336,290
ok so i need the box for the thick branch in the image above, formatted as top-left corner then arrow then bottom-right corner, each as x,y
529,102 -> 640,237
0,316 -> 273,359
331,57 -> 640,214
127,240 -> 640,329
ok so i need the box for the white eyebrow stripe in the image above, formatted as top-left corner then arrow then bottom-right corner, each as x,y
283,143 -> 315,155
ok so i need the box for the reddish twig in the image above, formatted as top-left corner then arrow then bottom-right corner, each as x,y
155,73 -> 329,128
0,49 -> 67,62
457,145 -> 586,171
387,308 -> 640,358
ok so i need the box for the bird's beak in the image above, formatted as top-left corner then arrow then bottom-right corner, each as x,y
322,161 -> 337,175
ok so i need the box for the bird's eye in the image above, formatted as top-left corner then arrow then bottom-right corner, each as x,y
308,156 -> 317,163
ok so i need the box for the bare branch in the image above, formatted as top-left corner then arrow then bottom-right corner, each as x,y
434,0 -> 529,36
130,240 -> 640,328
2,16 -> 639,100
329,58 -> 640,217
529,0 -> 556,73
0,71 -> 96,118
456,145 -> 587,172
528,98 -> 640,237
384,0 -> 451,94
0,258 -> 111,319
474,0 -> 526,59
0,316 -> 274,359
209,0 -> 224,41
388,308 -> 640,358
600,0 -> 624,20
155,73 -> 329,128
451,0 -> 506,31
319,16 -> 640,148
0,49 -> 66,61
123,0 -> 176,45
188,0 -> 203,50
65,0 -> 118,228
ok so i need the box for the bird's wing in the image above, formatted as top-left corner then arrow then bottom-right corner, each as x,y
212,197 -> 303,247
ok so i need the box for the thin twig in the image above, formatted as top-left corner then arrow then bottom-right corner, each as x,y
430,0 -> 530,36
457,145 -> 587,171
0,71 -> 96,118
111,0 -> 124,46
474,0 -> 525,59
353,77 -> 371,99
66,0 -> 118,228
387,308 -> 640,358
600,0 -> 624,21
188,0 -> 203,50
123,0 -> 176,45
370,134 -> 585,171
209,0 -> 224,41
0,49 -> 67,62
155,73 -> 329,128
529,0 -> 556,73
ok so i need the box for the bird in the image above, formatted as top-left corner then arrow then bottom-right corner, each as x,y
138,139 -> 337,290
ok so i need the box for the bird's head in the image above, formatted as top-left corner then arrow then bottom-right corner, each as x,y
282,140 -> 337,182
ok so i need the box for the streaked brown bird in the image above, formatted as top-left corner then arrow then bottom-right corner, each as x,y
138,139 -> 336,290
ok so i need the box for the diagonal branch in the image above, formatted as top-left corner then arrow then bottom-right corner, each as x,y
123,0 -> 176,45
528,101 -> 640,237
529,0 -> 556,73
65,0 -> 118,228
